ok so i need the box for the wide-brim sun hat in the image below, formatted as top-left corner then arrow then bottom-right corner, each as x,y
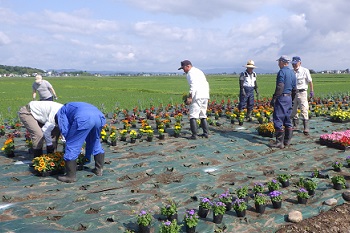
244,60 -> 257,68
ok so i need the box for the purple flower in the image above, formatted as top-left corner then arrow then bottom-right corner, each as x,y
269,190 -> 282,198
139,210 -> 147,216
215,201 -> 226,207
233,198 -> 245,205
254,182 -> 264,187
164,220 -> 171,226
186,209 -> 195,216
219,190 -> 230,199
299,188 -> 307,193
272,179 -> 277,183
201,197 -> 210,203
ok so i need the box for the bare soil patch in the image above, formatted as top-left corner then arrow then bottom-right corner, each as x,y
276,203 -> 350,233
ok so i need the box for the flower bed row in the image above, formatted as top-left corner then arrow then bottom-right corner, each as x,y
319,130 -> 350,150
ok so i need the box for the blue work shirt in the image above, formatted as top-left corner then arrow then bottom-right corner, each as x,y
276,66 -> 296,94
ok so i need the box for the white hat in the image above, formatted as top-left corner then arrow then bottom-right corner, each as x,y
244,60 -> 257,68
35,75 -> 43,84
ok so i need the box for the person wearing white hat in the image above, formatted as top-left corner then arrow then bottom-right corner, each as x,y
32,75 -> 58,101
238,60 -> 259,121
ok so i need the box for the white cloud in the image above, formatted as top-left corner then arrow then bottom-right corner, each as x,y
0,31 -> 11,45
0,0 -> 349,72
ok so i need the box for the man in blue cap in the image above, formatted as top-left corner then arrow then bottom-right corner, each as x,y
290,56 -> 314,135
55,102 -> 106,183
270,55 -> 297,149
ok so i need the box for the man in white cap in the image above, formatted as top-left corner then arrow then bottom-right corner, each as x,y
178,60 -> 210,139
238,60 -> 259,121
290,56 -> 314,135
32,75 -> 58,101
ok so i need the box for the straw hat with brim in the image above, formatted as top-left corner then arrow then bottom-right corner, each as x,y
244,60 -> 257,68
35,75 -> 43,84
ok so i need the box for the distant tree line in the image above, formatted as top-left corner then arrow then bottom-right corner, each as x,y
0,64 -> 44,75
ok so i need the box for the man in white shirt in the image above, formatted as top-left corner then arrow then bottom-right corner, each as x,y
18,101 -> 63,157
291,56 -> 314,135
178,60 -> 210,139
238,60 -> 259,121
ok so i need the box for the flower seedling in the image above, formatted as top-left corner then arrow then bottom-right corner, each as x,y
136,210 -> 152,226
233,198 -> 247,212
212,201 -> 226,216
199,197 -> 212,210
183,209 -> 199,228
269,190 -> 283,202
218,190 -> 232,204
254,193 -> 268,205
253,183 -> 265,194
267,179 -> 280,191
236,186 -> 248,199
297,188 -> 310,199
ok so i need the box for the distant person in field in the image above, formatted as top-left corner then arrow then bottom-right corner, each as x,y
270,55 -> 296,149
238,60 -> 259,121
178,60 -> 210,139
32,75 -> 58,101
290,56 -> 314,135
18,101 -> 63,157
55,102 -> 106,183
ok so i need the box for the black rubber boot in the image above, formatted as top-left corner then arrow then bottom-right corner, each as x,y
189,118 -> 198,140
33,148 -> 43,158
58,160 -> 77,183
46,145 -> 54,154
293,118 -> 299,130
92,153 -> 105,176
284,127 -> 293,146
199,118 -> 209,138
246,110 -> 252,122
303,119 -> 310,135
270,130 -> 285,149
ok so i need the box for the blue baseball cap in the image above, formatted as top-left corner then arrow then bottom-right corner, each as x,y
292,56 -> 301,64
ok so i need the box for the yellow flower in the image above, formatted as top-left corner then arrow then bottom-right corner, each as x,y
130,130 -> 138,139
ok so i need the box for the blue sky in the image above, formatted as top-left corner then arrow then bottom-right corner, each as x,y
0,0 -> 349,73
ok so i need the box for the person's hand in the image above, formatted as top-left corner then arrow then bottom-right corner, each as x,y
185,97 -> 192,105
270,98 -> 275,107
242,91 -> 246,97
310,91 -> 314,98
256,92 -> 259,100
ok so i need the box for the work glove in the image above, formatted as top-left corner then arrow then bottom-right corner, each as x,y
242,90 -> 246,97
309,91 -> 314,98
270,97 -> 276,107
256,91 -> 259,100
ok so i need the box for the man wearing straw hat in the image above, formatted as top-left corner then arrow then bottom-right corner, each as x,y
238,60 -> 259,121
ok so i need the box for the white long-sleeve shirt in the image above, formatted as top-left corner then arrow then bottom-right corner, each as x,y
186,66 -> 210,100
29,101 -> 63,145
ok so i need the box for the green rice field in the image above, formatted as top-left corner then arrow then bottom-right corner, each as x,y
0,73 -> 349,120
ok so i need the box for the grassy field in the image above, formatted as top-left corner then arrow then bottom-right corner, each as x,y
0,73 -> 349,120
